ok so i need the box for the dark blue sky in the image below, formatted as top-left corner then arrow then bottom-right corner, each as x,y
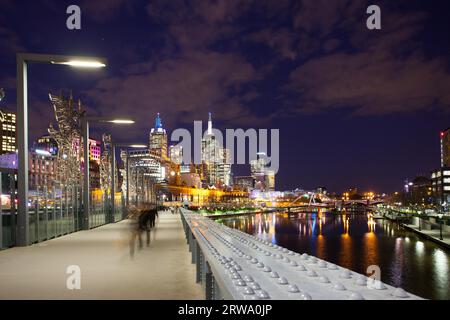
1,0 -> 449,193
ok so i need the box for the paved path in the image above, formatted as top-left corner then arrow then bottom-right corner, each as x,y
403,223 -> 450,249
0,212 -> 203,299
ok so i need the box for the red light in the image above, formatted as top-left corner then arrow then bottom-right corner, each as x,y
441,132 -> 444,138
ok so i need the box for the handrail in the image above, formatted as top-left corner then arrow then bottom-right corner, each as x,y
180,208 -> 423,300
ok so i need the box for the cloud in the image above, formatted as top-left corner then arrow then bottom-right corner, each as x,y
84,49 -> 270,137
80,0 -> 131,22
247,28 -> 298,60
0,25 -> 25,56
289,52 -> 450,115
286,1 -> 450,115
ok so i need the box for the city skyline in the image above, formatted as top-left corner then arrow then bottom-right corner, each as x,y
1,0 -> 450,193
0,0 -> 449,304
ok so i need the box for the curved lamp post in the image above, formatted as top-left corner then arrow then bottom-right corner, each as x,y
109,142 -> 147,222
81,117 -> 135,230
438,213 -> 444,240
17,53 -> 106,246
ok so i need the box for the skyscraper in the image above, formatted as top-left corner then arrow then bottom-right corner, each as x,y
440,128 -> 450,167
169,144 -> 183,164
0,109 -> 16,154
201,113 -> 231,188
149,113 -> 168,161
250,152 -> 276,191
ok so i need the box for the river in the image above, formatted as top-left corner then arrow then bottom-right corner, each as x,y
214,210 -> 450,300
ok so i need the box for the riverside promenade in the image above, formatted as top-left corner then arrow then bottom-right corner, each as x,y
0,212 -> 203,299
402,222 -> 450,249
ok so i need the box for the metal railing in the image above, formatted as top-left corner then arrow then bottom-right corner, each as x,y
180,208 -> 423,300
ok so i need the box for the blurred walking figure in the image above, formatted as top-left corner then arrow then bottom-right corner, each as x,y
127,206 -> 140,258
128,204 -> 159,258
138,205 -> 153,248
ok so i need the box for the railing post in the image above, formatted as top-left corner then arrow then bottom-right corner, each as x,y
205,262 -> 214,300
34,198 -> 39,243
196,242 -> 202,282
44,186 -> 48,240
0,172 -> 2,249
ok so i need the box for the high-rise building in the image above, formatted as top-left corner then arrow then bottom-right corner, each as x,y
234,176 -> 255,191
440,128 -> 450,168
89,139 -> 101,163
0,109 -> 16,154
250,152 -> 275,191
431,128 -> 450,208
217,148 -> 231,187
431,168 -> 450,207
29,150 -> 57,190
149,113 -> 168,161
201,113 -> 231,188
169,144 -> 183,164
35,135 -> 58,155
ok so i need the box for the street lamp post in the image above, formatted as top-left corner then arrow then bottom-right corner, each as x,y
126,153 -> 130,207
81,117 -> 134,229
110,143 -> 146,222
17,53 -> 106,247
438,213 -> 444,241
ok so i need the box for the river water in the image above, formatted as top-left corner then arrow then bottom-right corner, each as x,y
214,210 -> 450,300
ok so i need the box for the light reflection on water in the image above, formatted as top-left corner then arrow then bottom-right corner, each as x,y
216,211 -> 450,300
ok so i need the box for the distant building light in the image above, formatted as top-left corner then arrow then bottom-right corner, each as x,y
35,149 -> 51,156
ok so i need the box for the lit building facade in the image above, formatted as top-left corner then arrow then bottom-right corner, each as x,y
234,176 -> 255,191
89,139 -> 101,163
431,168 -> 450,207
441,128 -> 450,168
29,150 -> 57,190
35,135 -> 58,156
432,128 -> 450,208
0,109 -> 16,154
169,144 -> 183,164
149,113 -> 168,161
201,113 -> 231,188
250,152 -> 275,191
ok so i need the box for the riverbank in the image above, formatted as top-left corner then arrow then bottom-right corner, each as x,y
383,215 -> 450,250
205,209 -> 276,219
401,223 -> 450,249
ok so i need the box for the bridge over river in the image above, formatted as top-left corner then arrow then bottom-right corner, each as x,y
0,209 -> 422,300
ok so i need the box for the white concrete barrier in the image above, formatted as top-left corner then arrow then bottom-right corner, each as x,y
180,209 -> 423,300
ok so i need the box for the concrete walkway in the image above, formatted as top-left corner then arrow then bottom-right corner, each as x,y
0,212 -> 203,299
403,223 -> 450,249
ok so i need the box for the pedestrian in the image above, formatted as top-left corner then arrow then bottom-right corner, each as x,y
138,206 -> 153,248
127,206 -> 140,258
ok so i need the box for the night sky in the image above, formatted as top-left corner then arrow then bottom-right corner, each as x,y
1,0 -> 449,193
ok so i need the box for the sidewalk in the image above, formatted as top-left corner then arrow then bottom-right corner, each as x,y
403,223 -> 450,249
0,212 -> 203,299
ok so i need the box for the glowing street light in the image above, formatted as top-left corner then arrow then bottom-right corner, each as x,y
51,60 -> 106,68
105,119 -> 135,124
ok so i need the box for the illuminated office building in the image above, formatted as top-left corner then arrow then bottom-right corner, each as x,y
431,168 -> 450,207
234,176 -> 255,191
250,152 -> 275,191
432,128 -> 450,208
441,128 -> 450,168
169,144 -> 183,164
35,135 -> 58,156
201,113 -> 231,188
0,109 -> 16,154
149,113 -> 168,161
217,148 -> 231,187
29,149 -> 57,190
89,139 -> 101,163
